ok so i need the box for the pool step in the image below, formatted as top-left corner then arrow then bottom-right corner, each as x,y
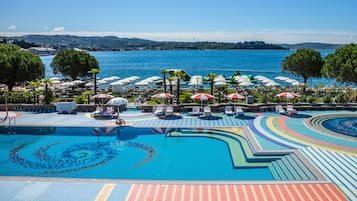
268,153 -> 317,181
301,147 -> 357,200
169,130 -> 276,168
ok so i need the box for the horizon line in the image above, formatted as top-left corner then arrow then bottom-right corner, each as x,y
0,31 -> 356,44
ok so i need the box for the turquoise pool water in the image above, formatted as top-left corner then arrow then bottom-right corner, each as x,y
0,126 -> 273,180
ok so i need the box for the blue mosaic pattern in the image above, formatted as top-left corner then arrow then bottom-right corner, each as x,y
9,141 -> 156,175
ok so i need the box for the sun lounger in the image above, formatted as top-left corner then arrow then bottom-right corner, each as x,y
153,106 -> 164,116
203,106 -> 212,116
286,104 -> 297,115
235,106 -> 244,116
275,105 -> 286,114
91,106 -> 103,117
102,106 -> 115,118
224,106 -> 234,115
165,106 -> 174,116
190,106 -> 201,116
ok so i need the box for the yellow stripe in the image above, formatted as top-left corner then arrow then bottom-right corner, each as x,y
233,185 -> 239,201
266,185 -> 277,201
162,185 -> 168,201
242,185 -> 248,201
267,117 -> 355,155
216,185 -> 221,201
199,185 -> 202,201
283,184 -> 295,201
275,185 -> 285,200
95,184 -> 116,201
316,184 -> 332,201
171,185 -> 177,201
250,185 -> 258,201
180,185 -> 185,201
324,184 -> 343,201
152,185 -> 160,201
133,184 -> 143,201
300,184 -> 314,201
258,185 -> 268,201
291,184 -> 304,201
208,185 -> 212,201
190,185 -> 194,201
308,184 -> 323,201
225,185 -> 231,201
144,185 -> 152,201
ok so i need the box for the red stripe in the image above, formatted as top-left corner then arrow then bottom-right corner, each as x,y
302,184 -> 320,201
125,184 -> 139,201
192,185 -> 200,201
235,185 -> 246,200
227,185 -> 237,200
220,185 -> 228,201
323,184 -> 348,201
269,185 -> 283,200
260,185 -> 273,201
136,184 -> 151,201
155,185 -> 166,201
210,185 -> 218,201
279,117 -> 357,152
183,185 -> 191,201
201,185 -> 209,201
252,185 -> 264,200
286,184 -> 300,200
294,184 -> 309,200
244,185 -> 254,200
174,185 -> 183,201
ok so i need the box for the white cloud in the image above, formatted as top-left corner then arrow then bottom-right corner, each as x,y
8,25 -> 16,30
52,27 -> 64,32
0,30 -> 356,44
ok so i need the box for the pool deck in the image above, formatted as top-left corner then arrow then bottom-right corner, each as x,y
0,110 -> 356,201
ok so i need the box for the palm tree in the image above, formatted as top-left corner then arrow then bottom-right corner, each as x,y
28,80 -> 40,104
41,78 -> 53,104
168,76 -> 174,104
88,68 -> 100,95
207,73 -> 217,95
174,70 -> 185,105
160,69 -> 168,93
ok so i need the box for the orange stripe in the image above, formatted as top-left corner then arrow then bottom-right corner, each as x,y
199,185 -> 202,201
301,184 -> 319,201
274,184 -> 286,200
291,184 -> 305,201
296,184 -> 314,201
286,184 -> 300,201
324,184 -> 347,201
253,185 -> 264,201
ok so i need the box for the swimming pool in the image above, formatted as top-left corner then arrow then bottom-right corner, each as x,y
0,126 -> 273,180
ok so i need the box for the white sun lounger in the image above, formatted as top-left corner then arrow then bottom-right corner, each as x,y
224,106 -> 234,115
235,106 -> 244,116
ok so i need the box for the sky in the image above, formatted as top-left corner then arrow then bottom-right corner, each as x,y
1,0 -> 357,43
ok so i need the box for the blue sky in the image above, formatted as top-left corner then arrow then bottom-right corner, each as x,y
1,0 -> 356,43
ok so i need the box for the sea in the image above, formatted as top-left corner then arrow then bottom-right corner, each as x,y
41,49 -> 337,86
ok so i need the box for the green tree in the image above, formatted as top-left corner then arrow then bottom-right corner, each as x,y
174,70 -> 185,104
322,44 -> 357,85
207,73 -> 217,95
88,68 -> 100,95
41,78 -> 54,104
27,80 -> 40,103
50,49 -> 99,80
0,44 -> 45,91
160,69 -> 168,93
282,48 -> 323,90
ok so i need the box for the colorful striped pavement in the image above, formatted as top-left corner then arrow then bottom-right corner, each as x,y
254,115 -> 357,155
